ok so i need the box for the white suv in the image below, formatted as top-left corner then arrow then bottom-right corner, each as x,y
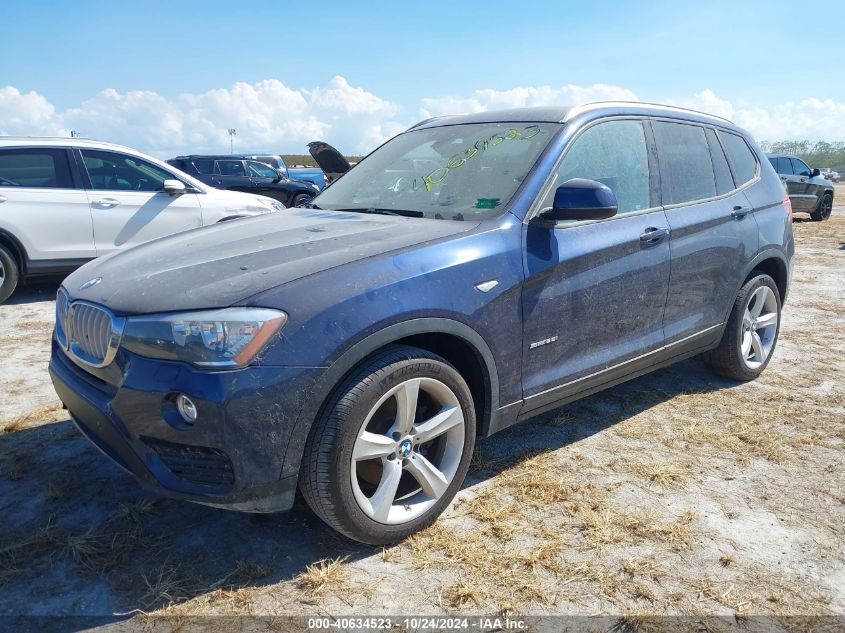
0,137 -> 284,303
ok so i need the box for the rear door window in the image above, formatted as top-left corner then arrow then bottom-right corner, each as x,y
191,159 -> 214,174
705,128 -> 735,195
776,157 -> 793,175
215,160 -> 246,176
652,121 -> 716,205
0,148 -> 74,188
718,131 -> 759,186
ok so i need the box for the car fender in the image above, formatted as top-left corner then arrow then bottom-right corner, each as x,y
279,316 -> 501,480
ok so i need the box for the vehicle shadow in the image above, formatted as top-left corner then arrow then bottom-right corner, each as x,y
0,357 -> 738,625
5,280 -> 62,306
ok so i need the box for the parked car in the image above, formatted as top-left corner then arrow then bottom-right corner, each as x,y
0,138 -> 283,303
288,166 -> 329,190
51,103 -> 793,544
238,153 -> 328,188
818,167 -> 841,183
166,155 -> 320,207
767,154 -> 834,221
307,141 -> 351,183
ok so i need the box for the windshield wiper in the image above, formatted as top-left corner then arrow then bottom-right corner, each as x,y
332,207 -> 424,218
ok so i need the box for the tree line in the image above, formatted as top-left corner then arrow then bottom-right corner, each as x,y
759,141 -> 845,173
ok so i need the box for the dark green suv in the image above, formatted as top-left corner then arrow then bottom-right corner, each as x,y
767,154 -> 834,221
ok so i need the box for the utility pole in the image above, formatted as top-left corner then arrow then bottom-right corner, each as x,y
228,129 -> 237,154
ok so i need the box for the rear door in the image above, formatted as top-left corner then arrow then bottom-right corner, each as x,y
212,159 -> 253,192
655,121 -> 760,345
0,147 -> 94,263
521,118 -> 671,411
78,149 -> 202,256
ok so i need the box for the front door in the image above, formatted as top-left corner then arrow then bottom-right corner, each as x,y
521,118 -> 670,413
79,149 -> 202,256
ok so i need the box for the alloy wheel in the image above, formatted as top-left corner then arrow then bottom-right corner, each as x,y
740,285 -> 778,369
0,259 -> 5,286
821,196 -> 833,220
350,377 -> 465,525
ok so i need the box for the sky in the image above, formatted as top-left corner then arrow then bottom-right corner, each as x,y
1,0 -> 844,158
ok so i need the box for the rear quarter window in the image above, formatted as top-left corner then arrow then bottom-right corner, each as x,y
652,121 -> 716,205
0,148 -> 74,188
718,131 -> 758,186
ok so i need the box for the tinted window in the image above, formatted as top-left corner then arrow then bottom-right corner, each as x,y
191,159 -> 214,175
705,128 -> 735,195
776,157 -> 793,175
81,150 -> 176,192
247,161 -> 278,178
0,148 -> 74,188
215,160 -> 246,176
718,131 -> 758,185
541,119 -> 650,214
791,158 -> 811,177
653,121 -> 716,205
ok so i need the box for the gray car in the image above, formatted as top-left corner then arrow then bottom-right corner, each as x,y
767,154 -> 834,221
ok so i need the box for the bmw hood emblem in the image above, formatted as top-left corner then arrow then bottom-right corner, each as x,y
79,277 -> 102,291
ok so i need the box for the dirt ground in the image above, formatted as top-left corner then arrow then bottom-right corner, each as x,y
0,188 -> 843,631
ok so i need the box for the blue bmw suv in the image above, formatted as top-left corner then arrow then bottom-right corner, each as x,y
50,103 -> 794,544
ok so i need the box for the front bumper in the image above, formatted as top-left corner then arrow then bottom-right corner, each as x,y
49,339 -> 324,512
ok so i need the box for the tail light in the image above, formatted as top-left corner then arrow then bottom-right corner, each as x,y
783,193 -> 793,220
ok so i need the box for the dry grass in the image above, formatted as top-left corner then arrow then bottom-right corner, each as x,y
295,556 -> 349,595
0,402 -> 64,434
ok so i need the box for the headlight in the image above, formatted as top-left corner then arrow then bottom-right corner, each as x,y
121,308 -> 287,368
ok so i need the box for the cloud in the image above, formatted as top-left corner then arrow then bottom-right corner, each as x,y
0,79 -> 843,161
0,77 -> 404,157
420,83 -> 639,118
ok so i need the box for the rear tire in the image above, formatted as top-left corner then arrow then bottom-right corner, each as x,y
0,244 -> 19,304
299,345 -> 476,544
810,193 -> 833,221
706,274 -> 781,381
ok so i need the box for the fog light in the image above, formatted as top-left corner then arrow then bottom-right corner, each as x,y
176,394 -> 197,424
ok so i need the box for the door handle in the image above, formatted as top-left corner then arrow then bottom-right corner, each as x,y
731,205 -> 751,219
640,227 -> 669,243
800,177 -> 807,183
91,198 -> 120,208
0,195 -> 7,203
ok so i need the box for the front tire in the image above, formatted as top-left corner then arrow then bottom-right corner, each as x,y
0,244 -> 19,304
706,274 -> 781,381
299,346 -> 476,544
292,193 -> 313,207
810,193 -> 833,221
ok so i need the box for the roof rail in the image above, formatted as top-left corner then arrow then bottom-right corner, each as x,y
564,101 -> 734,124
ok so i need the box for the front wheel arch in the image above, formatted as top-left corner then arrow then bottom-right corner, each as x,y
280,318 -> 499,481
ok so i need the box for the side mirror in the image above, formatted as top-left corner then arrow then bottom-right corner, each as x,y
537,178 -> 618,223
811,168 -> 821,178
163,179 -> 186,195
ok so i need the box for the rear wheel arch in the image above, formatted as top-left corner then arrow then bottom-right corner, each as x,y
746,255 -> 787,304
281,318 -> 499,481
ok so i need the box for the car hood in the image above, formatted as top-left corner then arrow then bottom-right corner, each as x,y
308,141 -> 351,180
62,209 -> 476,314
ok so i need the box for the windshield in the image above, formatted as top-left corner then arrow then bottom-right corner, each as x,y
314,122 -> 560,220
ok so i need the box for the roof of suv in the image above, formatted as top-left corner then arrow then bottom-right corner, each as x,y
410,101 -> 738,132
766,153 -> 800,159
0,136 -> 138,152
